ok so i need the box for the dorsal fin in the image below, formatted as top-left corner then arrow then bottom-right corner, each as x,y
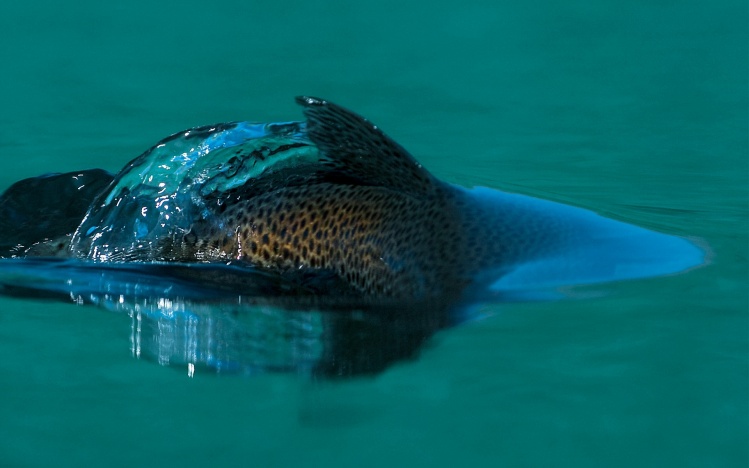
296,96 -> 436,194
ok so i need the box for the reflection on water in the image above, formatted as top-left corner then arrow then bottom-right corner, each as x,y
127,302 -> 325,377
124,299 -> 445,378
0,258 -> 449,377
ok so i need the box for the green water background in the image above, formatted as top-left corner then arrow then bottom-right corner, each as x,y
1,1 -> 746,466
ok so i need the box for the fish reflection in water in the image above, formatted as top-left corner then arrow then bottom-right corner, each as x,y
0,97 -> 705,377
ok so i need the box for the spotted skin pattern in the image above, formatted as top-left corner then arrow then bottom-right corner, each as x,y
142,97 -> 484,300
157,97 -> 551,300
180,183 -> 468,300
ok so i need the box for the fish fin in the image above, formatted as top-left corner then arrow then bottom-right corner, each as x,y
296,96 -> 436,194
0,169 -> 114,257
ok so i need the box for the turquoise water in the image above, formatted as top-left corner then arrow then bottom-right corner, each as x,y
1,0 -> 746,466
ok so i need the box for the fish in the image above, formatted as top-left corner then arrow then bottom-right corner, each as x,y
0,96 -> 705,299
0,96 -> 706,376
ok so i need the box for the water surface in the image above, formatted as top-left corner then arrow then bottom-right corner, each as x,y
0,0 -> 746,466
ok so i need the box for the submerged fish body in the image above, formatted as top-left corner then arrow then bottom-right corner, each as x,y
1,96 -> 703,303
